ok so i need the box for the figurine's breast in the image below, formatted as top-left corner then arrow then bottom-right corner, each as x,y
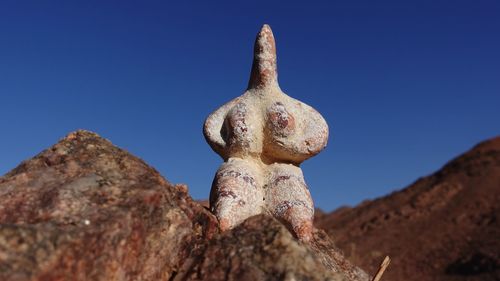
265,101 -> 296,138
263,97 -> 329,164
263,100 -> 303,163
223,101 -> 263,155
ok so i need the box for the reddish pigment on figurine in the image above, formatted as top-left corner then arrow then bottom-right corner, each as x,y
204,24 -> 329,241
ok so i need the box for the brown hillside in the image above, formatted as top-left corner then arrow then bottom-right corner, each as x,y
315,136 -> 500,281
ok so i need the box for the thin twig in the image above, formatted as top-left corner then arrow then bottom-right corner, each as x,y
372,256 -> 390,281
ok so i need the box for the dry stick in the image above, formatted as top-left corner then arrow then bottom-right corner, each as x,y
372,256 -> 391,281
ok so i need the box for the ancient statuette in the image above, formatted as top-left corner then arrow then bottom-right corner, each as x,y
203,24 -> 329,241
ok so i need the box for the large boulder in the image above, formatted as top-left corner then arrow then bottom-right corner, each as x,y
0,130 -> 218,280
0,130 -> 369,281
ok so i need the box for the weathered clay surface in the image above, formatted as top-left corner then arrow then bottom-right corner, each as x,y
204,24 -> 329,241
0,130 -> 219,281
174,215 -> 369,281
0,130 -> 369,281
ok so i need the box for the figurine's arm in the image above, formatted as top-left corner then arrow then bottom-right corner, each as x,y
203,98 -> 240,158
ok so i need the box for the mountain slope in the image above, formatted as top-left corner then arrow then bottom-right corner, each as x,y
316,136 -> 500,281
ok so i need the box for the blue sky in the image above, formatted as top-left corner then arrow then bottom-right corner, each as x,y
0,1 -> 499,211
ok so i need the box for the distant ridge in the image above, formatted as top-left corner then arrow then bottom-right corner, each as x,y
315,136 -> 500,281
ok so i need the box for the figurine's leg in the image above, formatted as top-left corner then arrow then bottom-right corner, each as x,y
210,157 -> 264,231
265,163 -> 314,241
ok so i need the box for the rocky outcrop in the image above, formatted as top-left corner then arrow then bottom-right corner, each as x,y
316,137 -> 500,281
174,215 -> 368,281
0,130 -> 369,281
0,130 -> 218,280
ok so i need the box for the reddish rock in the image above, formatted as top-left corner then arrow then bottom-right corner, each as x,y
0,130 -> 218,281
0,130 -> 369,281
174,215 -> 369,281
316,136 -> 500,281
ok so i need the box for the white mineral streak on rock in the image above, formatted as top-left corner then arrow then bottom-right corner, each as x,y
203,24 -> 329,241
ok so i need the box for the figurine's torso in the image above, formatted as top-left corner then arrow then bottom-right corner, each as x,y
215,89 -> 328,164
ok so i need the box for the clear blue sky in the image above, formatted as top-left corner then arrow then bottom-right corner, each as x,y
1,1 -> 499,211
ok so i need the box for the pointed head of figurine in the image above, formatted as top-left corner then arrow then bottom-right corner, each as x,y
248,24 -> 279,90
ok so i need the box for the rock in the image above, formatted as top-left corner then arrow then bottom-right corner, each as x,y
174,215 -> 369,281
0,130 -> 218,281
204,24 -> 329,241
0,130 -> 369,281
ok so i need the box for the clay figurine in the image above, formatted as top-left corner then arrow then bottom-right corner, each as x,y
203,24 -> 329,241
